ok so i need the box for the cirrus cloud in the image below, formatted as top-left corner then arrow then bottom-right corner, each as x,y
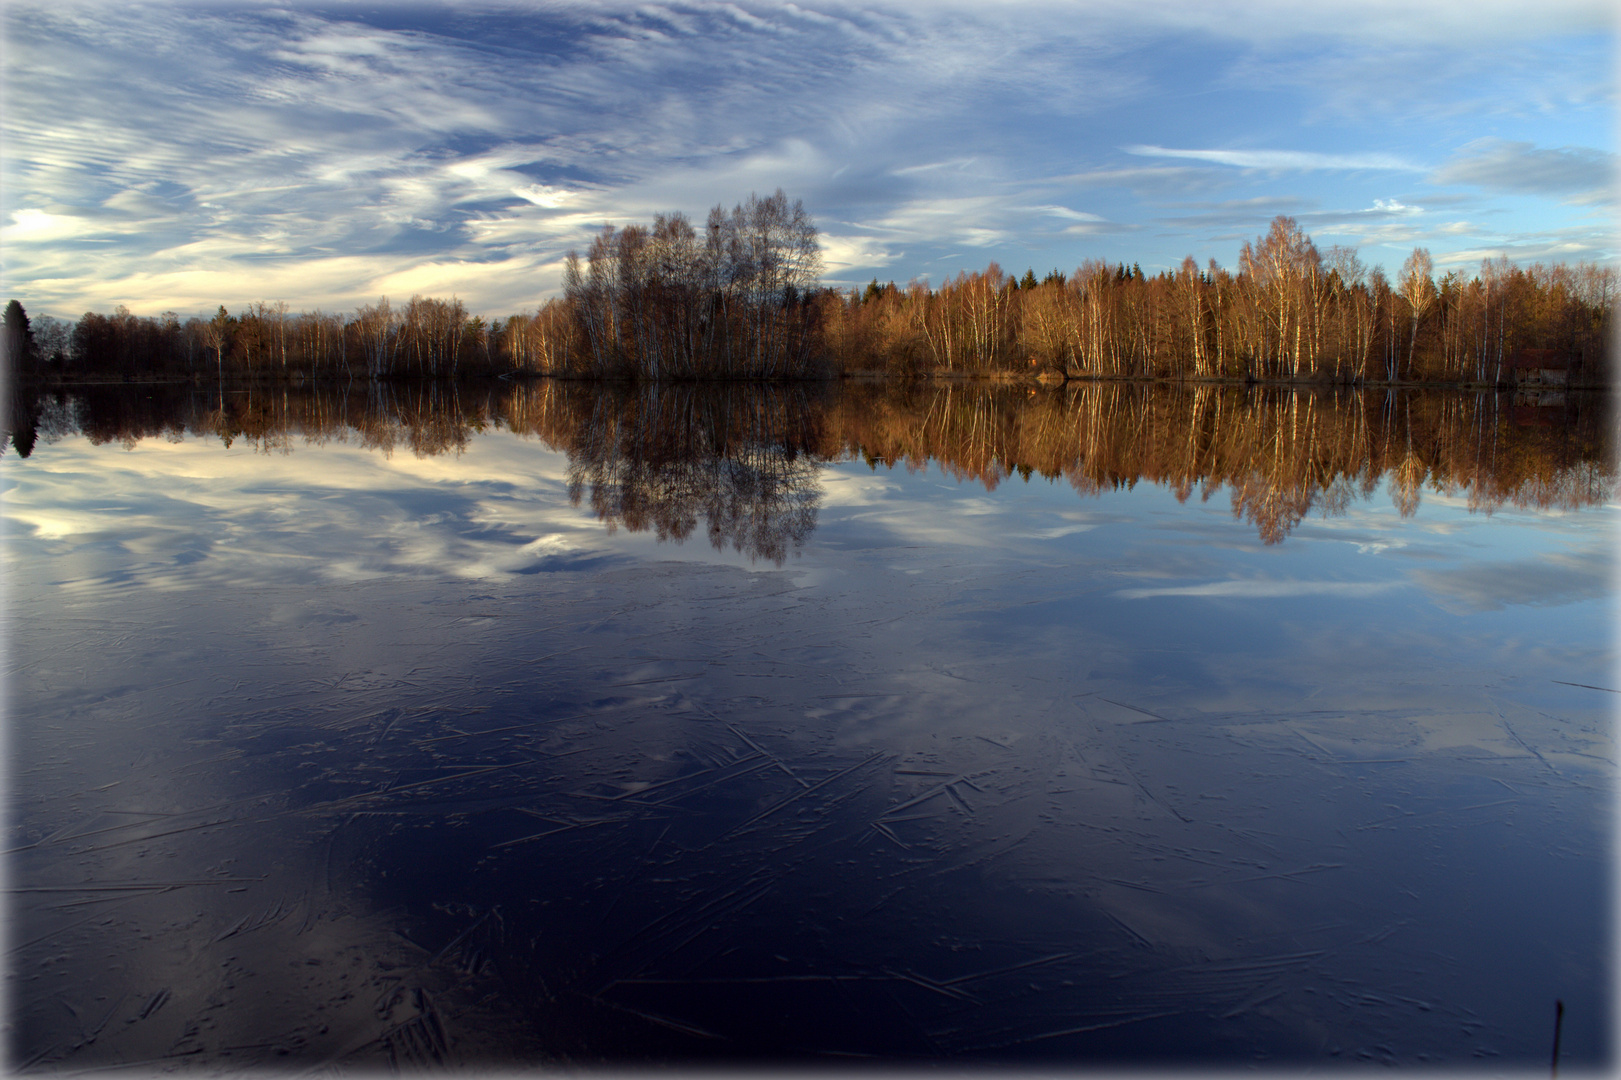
1125,145 -> 1422,172
1431,139 -> 1615,204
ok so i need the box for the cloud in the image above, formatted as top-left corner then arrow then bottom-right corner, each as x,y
836,193 -> 1122,260
2,2 -> 1611,315
1114,579 -> 1401,600
4,4 -> 920,313
1409,547 -> 1612,611
1225,35 -> 1611,128
1432,237 -> 1614,267
1041,165 -> 1218,196
819,233 -> 904,279
1090,0 -> 1611,44
1370,199 -> 1422,215
3,208 -> 99,243
1431,140 -> 1615,203
1147,196 -> 1441,246
2,429 -> 725,589
1126,146 -> 1421,172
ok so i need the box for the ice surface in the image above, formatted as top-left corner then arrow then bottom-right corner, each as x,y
4,384 -> 1613,1068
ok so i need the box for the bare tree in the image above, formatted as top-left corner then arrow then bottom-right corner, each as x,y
1399,248 -> 1436,379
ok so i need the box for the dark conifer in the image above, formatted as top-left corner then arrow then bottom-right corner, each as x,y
4,299 -> 34,375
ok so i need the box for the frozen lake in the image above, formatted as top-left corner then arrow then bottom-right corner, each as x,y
4,381 -> 1614,1069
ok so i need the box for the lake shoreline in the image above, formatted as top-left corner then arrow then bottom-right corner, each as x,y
16,369 -> 1611,391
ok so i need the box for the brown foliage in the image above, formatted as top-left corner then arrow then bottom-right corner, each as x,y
16,215 -> 1613,388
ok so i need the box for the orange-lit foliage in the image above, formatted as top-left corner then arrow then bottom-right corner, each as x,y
12,217 -> 1612,387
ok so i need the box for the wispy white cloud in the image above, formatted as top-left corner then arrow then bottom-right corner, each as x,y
1084,0 -> 1611,44
1126,146 -> 1422,172
1115,579 -> 1401,600
1217,25 -> 1613,126
1370,199 -> 1422,216
2,428 -> 766,589
1,1 -> 1611,316
1409,548 -> 1612,611
1432,139 -> 1615,204
1422,220 -> 1618,266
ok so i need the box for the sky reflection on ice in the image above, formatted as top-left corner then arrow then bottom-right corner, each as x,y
4,403 -> 1614,1068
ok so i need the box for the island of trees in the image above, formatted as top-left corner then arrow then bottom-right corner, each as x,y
3,192 -> 1613,387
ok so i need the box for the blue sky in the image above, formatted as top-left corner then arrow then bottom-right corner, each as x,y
2,1 -> 1614,318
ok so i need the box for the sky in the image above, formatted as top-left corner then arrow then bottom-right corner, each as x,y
1,0 -> 1615,320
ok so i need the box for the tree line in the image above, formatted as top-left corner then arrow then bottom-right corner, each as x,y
822,219 -> 1612,385
3,210 -> 1612,386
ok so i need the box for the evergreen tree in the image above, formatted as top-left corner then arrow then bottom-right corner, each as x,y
4,299 -> 35,377
3,299 -> 36,456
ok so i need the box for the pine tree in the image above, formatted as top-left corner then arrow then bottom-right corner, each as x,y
4,299 -> 35,375
3,299 -> 35,456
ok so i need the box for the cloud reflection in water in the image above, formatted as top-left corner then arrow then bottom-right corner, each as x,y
4,381 -> 1614,1068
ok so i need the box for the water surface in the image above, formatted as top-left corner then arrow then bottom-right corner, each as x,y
5,382 -> 1613,1069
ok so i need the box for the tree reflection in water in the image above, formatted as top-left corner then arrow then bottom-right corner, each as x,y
4,379 -> 1611,549
5,376 -> 1614,1069
559,384 -> 824,565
